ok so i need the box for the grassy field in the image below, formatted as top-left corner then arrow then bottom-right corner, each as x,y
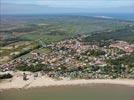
1,15 -> 134,46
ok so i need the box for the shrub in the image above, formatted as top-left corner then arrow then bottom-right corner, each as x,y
0,73 -> 13,79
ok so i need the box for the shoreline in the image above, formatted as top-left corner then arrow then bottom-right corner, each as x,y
0,74 -> 134,90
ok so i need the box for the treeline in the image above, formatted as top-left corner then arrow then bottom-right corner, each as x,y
10,42 -> 41,60
106,53 -> 134,67
0,24 -> 39,33
81,49 -> 106,57
83,26 -> 134,43
0,38 -> 21,47
16,62 -> 134,79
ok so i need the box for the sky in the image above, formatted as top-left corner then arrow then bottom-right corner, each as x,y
0,0 -> 134,15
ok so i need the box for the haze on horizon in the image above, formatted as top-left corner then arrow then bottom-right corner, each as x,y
0,0 -> 134,15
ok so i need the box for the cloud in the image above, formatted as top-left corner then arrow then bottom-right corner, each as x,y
1,0 -> 133,14
1,0 -> 133,9
38,0 -> 133,8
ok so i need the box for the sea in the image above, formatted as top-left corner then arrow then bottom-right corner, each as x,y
85,13 -> 134,21
62,13 -> 134,21
0,84 -> 134,100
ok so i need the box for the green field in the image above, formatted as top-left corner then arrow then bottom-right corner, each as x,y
1,15 -> 134,46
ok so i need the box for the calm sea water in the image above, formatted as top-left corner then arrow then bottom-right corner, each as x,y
59,13 -> 134,21
0,84 -> 134,100
87,13 -> 134,21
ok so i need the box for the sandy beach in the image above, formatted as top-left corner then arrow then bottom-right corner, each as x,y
0,72 -> 134,90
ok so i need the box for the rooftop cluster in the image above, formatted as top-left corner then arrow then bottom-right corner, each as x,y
0,39 -> 134,79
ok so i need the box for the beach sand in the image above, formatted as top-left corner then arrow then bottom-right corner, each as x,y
0,71 -> 134,90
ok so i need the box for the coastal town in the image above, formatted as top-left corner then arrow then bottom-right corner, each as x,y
0,37 -> 134,81
1,0 -> 134,99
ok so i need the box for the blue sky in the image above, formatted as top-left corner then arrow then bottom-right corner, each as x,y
1,0 -> 134,14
